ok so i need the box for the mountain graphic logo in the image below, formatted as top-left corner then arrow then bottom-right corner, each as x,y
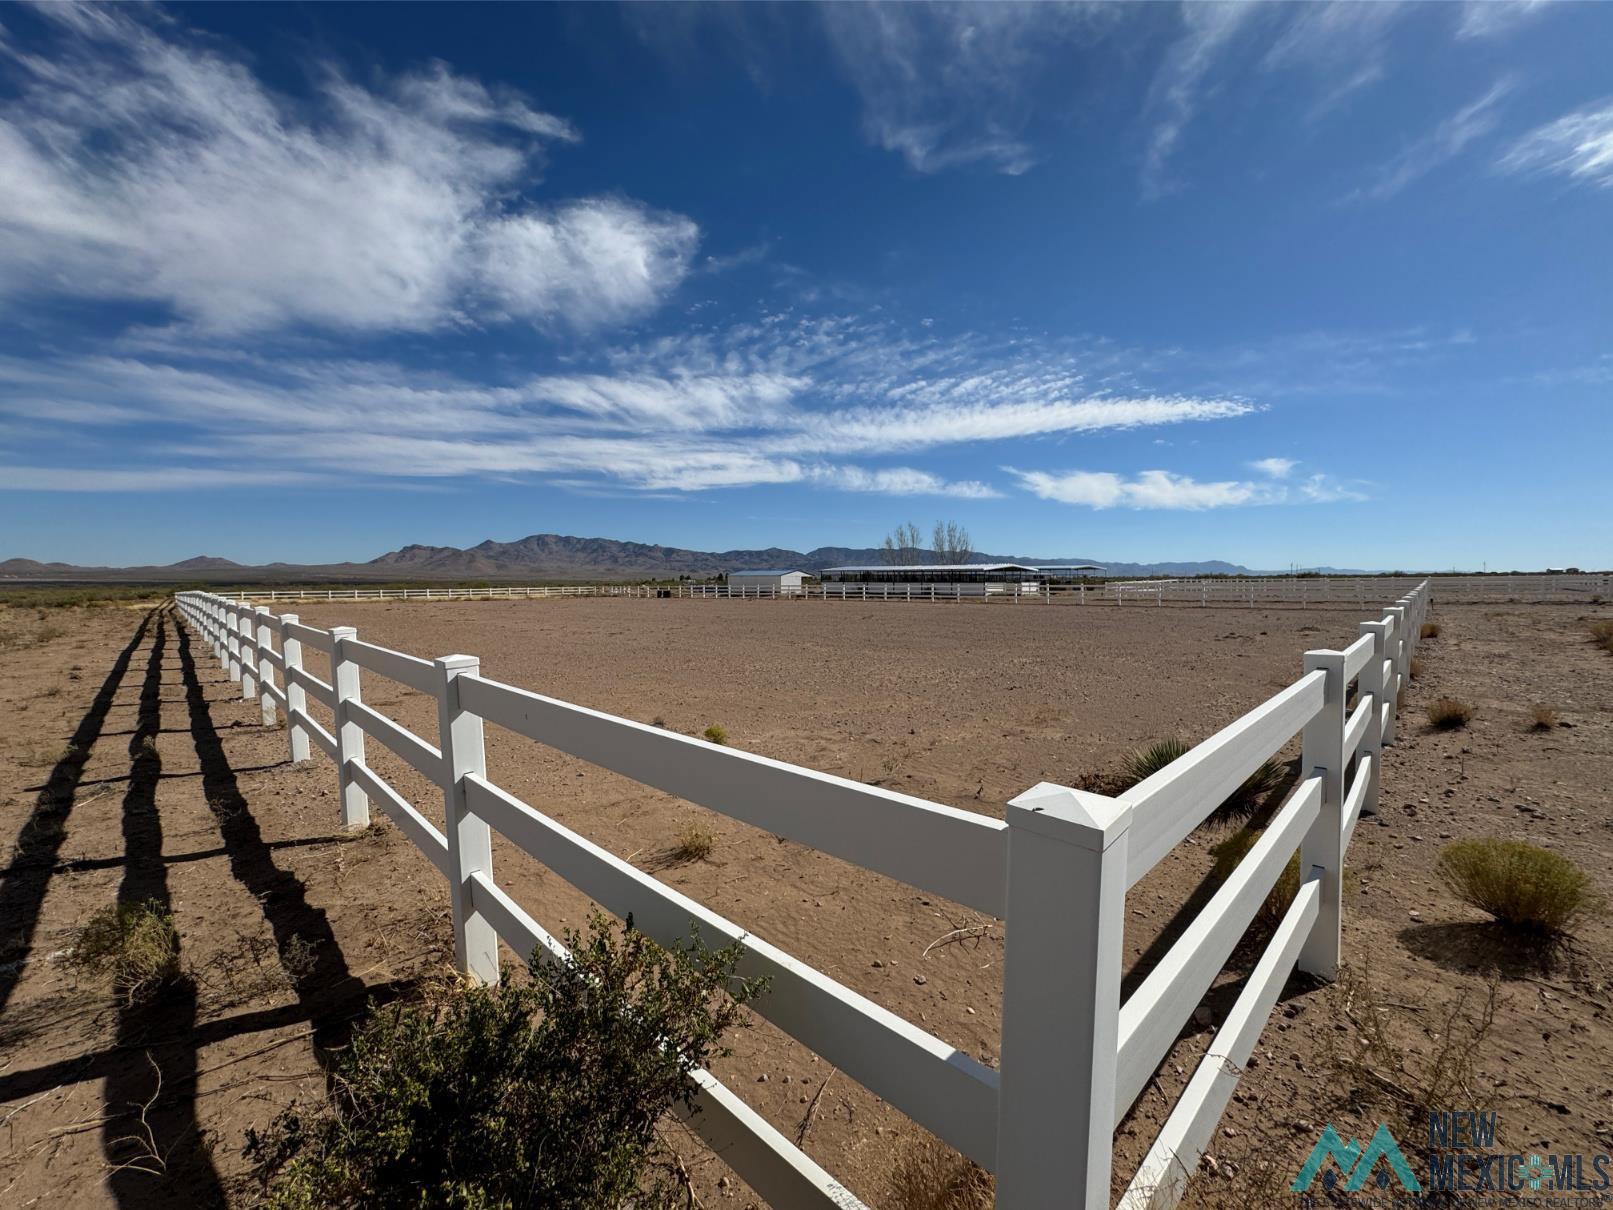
1292,1123 -> 1422,1193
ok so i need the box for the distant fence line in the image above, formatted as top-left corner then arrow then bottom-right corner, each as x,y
224,572 -> 1602,608
179,578 -> 1429,1208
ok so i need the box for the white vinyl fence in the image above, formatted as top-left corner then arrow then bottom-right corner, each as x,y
226,572 -> 1596,609
175,580 -> 1431,1209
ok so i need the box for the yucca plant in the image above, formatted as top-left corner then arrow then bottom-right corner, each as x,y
1123,736 -> 1190,786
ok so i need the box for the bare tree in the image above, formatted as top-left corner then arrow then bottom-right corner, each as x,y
931,520 -> 972,563
880,522 -> 924,565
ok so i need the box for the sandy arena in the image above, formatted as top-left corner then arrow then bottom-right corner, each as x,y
1,596 -> 1609,1207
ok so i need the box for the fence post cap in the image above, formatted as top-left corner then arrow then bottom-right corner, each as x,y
435,653 -> 480,672
281,612 -> 299,623
1007,782 -> 1131,851
1303,647 -> 1347,670
329,625 -> 357,638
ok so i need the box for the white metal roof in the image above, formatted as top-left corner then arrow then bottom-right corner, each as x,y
728,569 -> 806,577
823,563 -> 1041,573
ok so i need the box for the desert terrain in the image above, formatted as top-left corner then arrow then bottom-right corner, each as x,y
1,594 -> 1609,1207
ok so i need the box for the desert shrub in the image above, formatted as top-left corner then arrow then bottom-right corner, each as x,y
1426,697 -> 1473,730
885,1136 -> 993,1210
1436,838 -> 1601,935
250,912 -> 763,1209
1322,965 -> 1498,1140
1529,703 -> 1560,730
66,900 -> 181,1004
1409,656 -> 1425,680
1123,736 -> 1191,785
670,824 -> 715,863
1420,621 -> 1440,639
1209,830 -> 1299,933
701,723 -> 729,745
1590,620 -> 1613,654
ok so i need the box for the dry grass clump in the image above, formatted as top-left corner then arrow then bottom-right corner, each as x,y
1590,620 -> 1613,654
1323,965 -> 1498,1140
1529,703 -> 1560,730
670,824 -> 715,863
1420,621 -> 1440,638
66,900 -> 182,1004
1436,838 -> 1601,935
1209,830 -> 1299,934
1408,656 -> 1425,680
701,723 -> 729,745
1426,697 -> 1473,730
884,1136 -> 993,1210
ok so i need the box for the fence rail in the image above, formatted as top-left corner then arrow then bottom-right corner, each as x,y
175,577 -> 1431,1209
221,572 -> 1593,608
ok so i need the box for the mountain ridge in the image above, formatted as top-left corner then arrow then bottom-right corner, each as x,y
1,532 -> 1373,582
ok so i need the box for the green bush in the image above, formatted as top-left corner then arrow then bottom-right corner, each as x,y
701,723 -> 729,746
250,912 -> 764,1208
1436,838 -> 1602,935
66,900 -> 181,1004
1209,830 -> 1299,933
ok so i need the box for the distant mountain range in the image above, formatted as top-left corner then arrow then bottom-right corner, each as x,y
0,533 -> 1373,583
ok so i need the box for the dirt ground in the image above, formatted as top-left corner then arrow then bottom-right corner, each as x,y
1,595 -> 1608,1207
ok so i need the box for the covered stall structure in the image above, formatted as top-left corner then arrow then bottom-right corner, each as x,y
726,569 -> 810,596
821,563 -> 1102,598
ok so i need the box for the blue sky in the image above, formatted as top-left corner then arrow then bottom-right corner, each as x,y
0,1 -> 1609,571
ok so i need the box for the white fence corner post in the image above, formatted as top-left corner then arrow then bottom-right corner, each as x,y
997,781 -> 1131,1209
1298,649 -> 1347,981
330,625 -> 371,829
279,613 -> 311,764
254,605 -> 277,726
435,654 -> 499,985
1357,620 -> 1389,818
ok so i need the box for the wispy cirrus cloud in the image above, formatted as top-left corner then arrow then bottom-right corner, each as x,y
817,2 -> 1113,175
1498,99 -> 1613,188
1456,0 -> 1555,40
1351,79 -> 1513,201
0,315 -> 1256,497
0,4 -> 696,333
1008,462 -> 1365,510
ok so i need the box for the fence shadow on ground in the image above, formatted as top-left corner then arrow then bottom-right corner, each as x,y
0,609 -> 154,1016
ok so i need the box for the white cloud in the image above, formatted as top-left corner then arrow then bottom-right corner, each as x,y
0,314 -> 1258,496
1352,79 -> 1512,201
809,466 -> 1003,498
1250,456 -> 1296,478
1456,0 -> 1555,40
1141,1 -> 1263,198
818,2 -> 1112,175
0,6 -> 696,333
1499,100 -> 1613,189
1009,465 -> 1365,509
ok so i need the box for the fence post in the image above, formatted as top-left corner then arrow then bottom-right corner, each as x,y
1383,606 -> 1406,745
1298,649 -> 1346,981
997,782 -> 1130,1209
226,603 -> 242,682
279,614 -> 311,764
1357,621 -> 1389,818
330,626 -> 371,829
436,654 -> 499,985
254,606 -> 277,725
237,606 -> 257,702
